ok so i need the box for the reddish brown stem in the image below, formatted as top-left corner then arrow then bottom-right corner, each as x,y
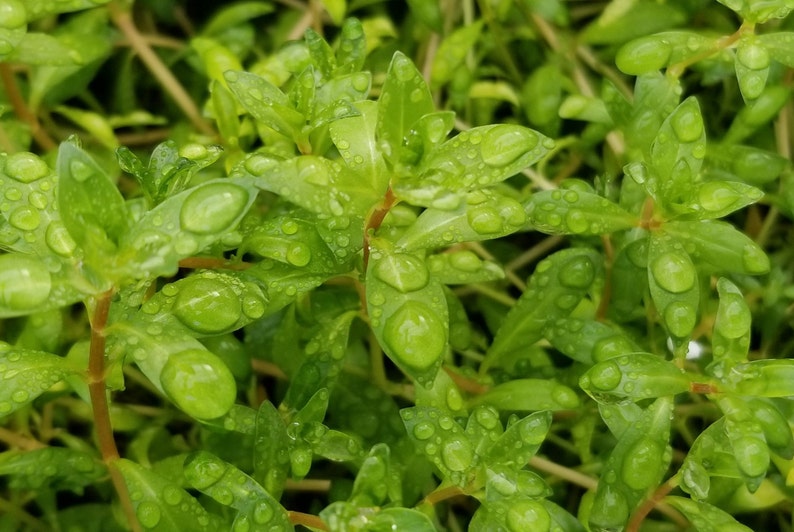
362,187 -> 397,270
423,485 -> 466,506
596,234 -> 615,321
0,62 -> 57,151
87,291 -> 142,532
178,257 -> 251,270
288,511 -> 329,530
626,476 -> 682,532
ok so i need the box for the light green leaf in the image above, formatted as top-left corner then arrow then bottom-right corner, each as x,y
579,353 -> 690,404
471,380 -> 580,411
0,447 -> 105,491
254,401 -> 290,499
225,70 -> 304,138
431,21 -> 483,88
329,100 -> 389,194
545,318 -> 642,365
664,496 -> 753,531
525,188 -> 638,235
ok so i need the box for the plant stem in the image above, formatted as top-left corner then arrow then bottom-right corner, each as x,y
0,63 -> 57,151
288,511 -> 328,530
107,2 -> 216,138
0,427 -> 46,450
423,484 -> 466,505
178,257 -> 252,270
87,290 -> 141,532
627,475 -> 687,531
363,187 -> 397,270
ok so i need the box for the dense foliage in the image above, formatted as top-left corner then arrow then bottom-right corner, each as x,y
2,0 -> 794,530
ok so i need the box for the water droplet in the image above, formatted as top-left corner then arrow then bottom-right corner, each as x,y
160,349 -> 236,419
351,73 -> 370,92
214,486 -> 234,505
734,436 -> 769,477
589,361 -> 622,391
4,152 -> 49,183
467,206 -> 503,234
373,253 -> 429,293
242,295 -> 266,319
565,210 -> 589,234
4,188 -> 21,201
413,421 -> 435,440
446,388 -> 463,411
475,406 -> 499,429
0,255 -> 51,310
441,437 -> 473,472
162,485 -> 182,506
286,244 -> 311,267
449,250 -> 482,272
594,336 -> 634,362
392,53 -> 418,82
671,107 -> 703,143
663,301 -> 697,337
507,501 -> 550,532
180,183 -> 249,235
563,190 -> 579,203
410,88 -> 425,102
68,159 -> 94,182
233,516 -> 251,532
518,416 -> 548,445
9,206 -> 40,231
621,438 -> 663,490
11,389 -> 28,403
383,301 -> 446,370
651,252 -> 695,293
28,191 -> 47,209
738,42 -> 770,71
551,385 -> 579,408
716,294 -> 750,339
481,125 -> 538,167
742,243 -> 769,274
174,277 -> 242,333
0,0 -> 26,30
244,154 -> 276,175
136,501 -> 161,529
253,501 -> 274,524
558,256 -> 595,289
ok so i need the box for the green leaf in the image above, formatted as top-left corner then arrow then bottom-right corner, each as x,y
715,0 -> 794,23
395,189 -> 528,249
758,32 -> 794,68
349,443 -> 395,507
471,379 -> 580,411
431,21 -> 483,88
483,248 -> 602,371
254,401 -> 290,499
725,359 -> 794,397
0,345 -> 80,416
335,18 -> 366,75
545,318 -> 643,365
647,230 -> 700,340
184,451 -> 294,531
525,188 -> 638,235
329,100 -> 389,194
116,459 -> 218,531
483,411 -> 552,468
57,138 -> 128,247
581,1 -> 686,45
0,447 -> 104,491
305,28 -> 335,80
376,52 -> 434,166
709,278 -> 752,377
406,0 -> 443,31
225,70 -> 304,138
589,397 -> 673,531
400,406 -> 475,486
691,180 -> 764,219
368,508 -> 436,531
470,499 -> 553,531
367,245 -> 449,388
616,32 -> 718,75
201,2 -> 274,36
19,0 -> 111,20
662,220 -> 770,275
719,396 -> 772,490
724,86 -> 791,144
735,37 -> 770,101
705,143 -> 788,186
579,353 -> 690,404
7,32 -> 85,66
426,250 -> 504,285
319,0 -> 346,25
664,496 -> 753,532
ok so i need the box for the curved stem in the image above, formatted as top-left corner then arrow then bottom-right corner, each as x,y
288,511 -> 328,530
107,2 -> 215,138
0,62 -> 57,151
362,187 -> 397,270
627,475 -> 687,531
88,290 -> 141,532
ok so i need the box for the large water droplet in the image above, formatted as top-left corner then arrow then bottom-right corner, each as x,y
621,438 -> 663,490
286,244 -> 311,267
252,501 -> 274,524
4,152 -> 49,183
651,252 -> 695,293
671,107 -> 703,143
160,349 -> 236,419
734,436 -> 769,477
68,159 -> 94,182
180,183 -> 249,235
174,277 -> 242,334
738,42 -> 770,71
0,255 -> 51,310
506,501 -> 550,532
742,243 -> 769,274
9,206 -> 40,231
136,501 -> 162,529
373,253 -> 429,293
481,125 -> 538,167
161,485 -> 182,506
558,256 -> 595,289
663,301 -> 697,337
0,0 -> 26,30
589,361 -> 622,391
441,437 -> 473,472
413,421 -> 435,440
184,452 -> 227,489
449,250 -> 482,272
392,53 -> 418,82
716,294 -> 750,339
383,302 -> 445,370
467,206 -> 504,234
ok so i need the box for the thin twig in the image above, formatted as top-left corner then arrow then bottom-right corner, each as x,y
0,62 -> 57,150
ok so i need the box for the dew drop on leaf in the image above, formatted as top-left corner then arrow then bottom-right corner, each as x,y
589,361 -> 622,391
286,243 -> 311,267
136,501 -> 162,529
651,252 -> 695,293
481,125 -> 538,167
184,452 -> 227,490
507,501 -> 550,532
161,485 -> 182,506
68,159 -> 94,183
564,210 -> 589,234
737,43 -> 770,71
467,206 -> 504,234
671,108 -> 703,143
373,254 -> 429,293
621,438 -> 663,490
734,436 -> 769,477
383,301 -> 445,370
180,183 -> 249,235
160,349 -> 236,419
4,152 -> 49,183
253,501 -> 275,524
0,255 -> 51,310
174,278 -> 241,334
441,437 -> 473,472
8,206 -> 40,231
716,294 -> 751,339
742,243 -> 769,274
557,256 -> 595,289
663,301 -> 697,337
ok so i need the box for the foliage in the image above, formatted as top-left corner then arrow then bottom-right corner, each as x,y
1,0 -> 794,530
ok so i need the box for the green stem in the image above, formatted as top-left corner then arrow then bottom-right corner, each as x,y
0,62 -> 57,151
87,290 -> 141,532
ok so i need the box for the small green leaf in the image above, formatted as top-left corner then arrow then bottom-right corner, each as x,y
377,52 -> 434,165
349,443 -> 394,507
406,0 -> 443,31
425,250 -> 504,285
225,70 -> 304,139
724,85 -> 791,144
616,31 -> 716,75
545,318 -> 642,365
369,508 -> 436,531
471,379 -> 580,411
414,364 -> 467,416
57,138 -> 129,246
0,345 -> 80,416
709,278 -> 752,377
483,248 -> 602,371
335,18 -> 366,74
526,188 -> 638,235
116,459 -> 218,531
580,353 -> 690,404
664,496 -> 753,532
254,401 -> 290,499
329,100 -> 389,195
0,447 -> 104,491
663,220 -> 770,275
54,106 -> 118,149
431,21 -> 483,88
735,37 -> 770,101
184,451 -> 294,531
483,411 -> 552,468
705,143 -> 787,186
758,32 -> 794,68
201,2 -> 274,36
725,359 -> 794,397
648,230 -> 700,340
581,1 -> 686,45
692,180 -> 764,219
319,0 -> 345,25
